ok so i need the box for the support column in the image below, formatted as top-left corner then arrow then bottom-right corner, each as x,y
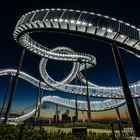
3,49 -> 25,124
115,107 -> 122,136
82,111 -> 85,123
55,105 -> 58,124
37,82 -> 43,120
35,81 -> 41,122
85,63 -> 91,123
75,76 -> 78,122
112,44 -> 140,137
125,106 -> 130,124
135,98 -> 140,119
75,95 -> 78,122
115,107 -> 121,122
0,76 -> 13,122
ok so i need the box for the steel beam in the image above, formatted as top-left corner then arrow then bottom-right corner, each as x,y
35,81 -> 41,122
85,63 -> 91,123
75,95 -> 78,122
3,49 -> 25,124
135,98 -> 140,120
115,107 -> 121,122
112,44 -> 140,137
55,104 -> 58,124
0,76 -> 13,122
37,83 -> 43,120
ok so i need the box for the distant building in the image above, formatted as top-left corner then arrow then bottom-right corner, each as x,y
62,114 -> 71,123
62,114 -> 67,122
53,115 -> 59,123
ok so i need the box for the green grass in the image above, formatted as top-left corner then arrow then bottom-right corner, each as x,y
35,126 -> 118,134
0,123 -> 132,140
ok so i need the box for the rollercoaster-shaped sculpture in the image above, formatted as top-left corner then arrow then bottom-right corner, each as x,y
1,8 -> 140,121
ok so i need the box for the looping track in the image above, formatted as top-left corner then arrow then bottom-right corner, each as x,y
1,8 -> 140,121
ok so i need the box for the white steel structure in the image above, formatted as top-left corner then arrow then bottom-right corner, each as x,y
1,8 -> 140,122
